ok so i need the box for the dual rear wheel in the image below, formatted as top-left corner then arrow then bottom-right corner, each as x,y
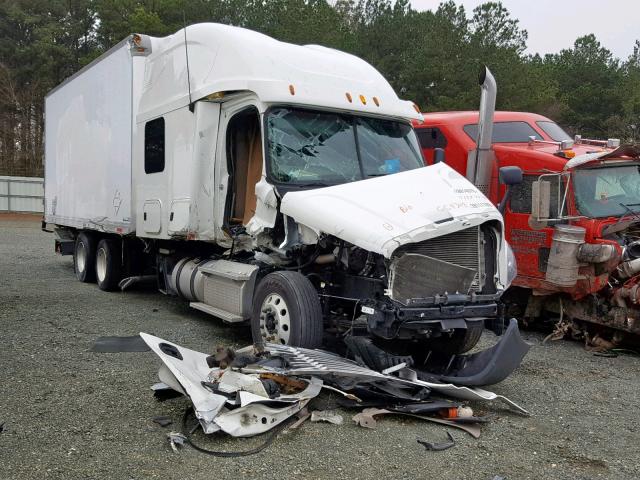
74,232 -> 122,291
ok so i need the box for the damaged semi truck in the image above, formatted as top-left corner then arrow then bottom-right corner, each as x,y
414,67 -> 640,344
44,24 -> 516,358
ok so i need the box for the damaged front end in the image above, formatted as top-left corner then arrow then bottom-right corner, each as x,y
365,221 -> 504,343
277,162 -> 512,355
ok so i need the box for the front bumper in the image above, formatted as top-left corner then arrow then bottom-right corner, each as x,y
363,295 -> 499,340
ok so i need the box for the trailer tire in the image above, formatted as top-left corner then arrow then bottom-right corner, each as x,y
74,232 -> 97,283
251,271 -> 323,348
95,238 -> 122,291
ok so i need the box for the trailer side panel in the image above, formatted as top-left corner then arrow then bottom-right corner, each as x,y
44,42 -> 134,234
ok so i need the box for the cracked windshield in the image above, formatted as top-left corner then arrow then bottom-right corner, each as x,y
266,107 -> 423,186
573,164 -> 640,217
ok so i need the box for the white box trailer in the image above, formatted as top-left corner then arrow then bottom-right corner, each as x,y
45,39 -> 142,233
44,23 -> 514,358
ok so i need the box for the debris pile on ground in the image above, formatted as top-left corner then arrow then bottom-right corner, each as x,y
141,330 -> 530,455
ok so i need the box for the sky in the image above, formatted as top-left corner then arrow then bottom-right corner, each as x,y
411,0 -> 640,61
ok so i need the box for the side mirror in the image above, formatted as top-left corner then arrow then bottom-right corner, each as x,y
497,166 -> 523,215
433,148 -> 446,164
531,180 -> 551,221
499,166 -> 523,186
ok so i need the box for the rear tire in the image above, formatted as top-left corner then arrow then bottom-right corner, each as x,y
251,271 -> 323,348
95,238 -> 122,291
74,232 -> 97,283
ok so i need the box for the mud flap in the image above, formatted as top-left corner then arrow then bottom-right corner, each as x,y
428,318 -> 530,386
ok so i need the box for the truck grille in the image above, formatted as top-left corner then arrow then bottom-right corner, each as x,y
389,226 -> 484,304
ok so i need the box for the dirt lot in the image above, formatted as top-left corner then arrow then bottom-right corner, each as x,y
1,214 -> 638,480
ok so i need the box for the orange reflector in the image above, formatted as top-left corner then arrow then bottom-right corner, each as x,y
359,94 -> 366,105
345,92 -> 353,103
373,96 -> 380,107
439,407 -> 459,419
288,84 -> 295,95
564,150 -> 576,158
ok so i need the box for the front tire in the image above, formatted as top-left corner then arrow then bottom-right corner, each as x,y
432,322 -> 485,355
95,238 -> 122,291
411,322 -> 485,358
74,232 -> 97,283
251,271 -> 323,348
375,322 -> 485,366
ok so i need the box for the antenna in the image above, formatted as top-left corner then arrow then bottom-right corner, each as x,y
183,12 -> 193,111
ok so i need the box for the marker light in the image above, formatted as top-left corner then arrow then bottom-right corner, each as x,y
345,92 -> 353,103
359,94 -> 366,105
373,96 -> 380,107
205,92 -> 225,101
288,84 -> 295,95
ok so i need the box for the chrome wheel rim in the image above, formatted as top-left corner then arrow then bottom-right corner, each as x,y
76,241 -> 87,273
259,293 -> 291,344
96,247 -> 107,282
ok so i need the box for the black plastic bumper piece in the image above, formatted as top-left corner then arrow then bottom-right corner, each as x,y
366,302 -> 498,339
431,318 -> 530,386
351,318 -> 530,387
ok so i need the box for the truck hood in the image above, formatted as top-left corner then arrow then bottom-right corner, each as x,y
280,163 -> 502,258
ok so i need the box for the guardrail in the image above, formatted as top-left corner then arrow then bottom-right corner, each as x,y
0,176 -> 44,213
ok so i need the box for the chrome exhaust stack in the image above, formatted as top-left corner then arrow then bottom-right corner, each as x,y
466,66 -> 497,194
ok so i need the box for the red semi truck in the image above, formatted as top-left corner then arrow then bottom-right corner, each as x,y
414,68 -> 640,345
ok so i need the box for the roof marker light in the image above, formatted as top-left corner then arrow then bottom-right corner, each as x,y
205,91 -> 225,101
345,92 -> 352,103
289,84 -> 295,95
359,94 -> 367,105
373,96 -> 380,107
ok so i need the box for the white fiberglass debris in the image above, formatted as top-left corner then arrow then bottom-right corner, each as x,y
140,333 -> 323,437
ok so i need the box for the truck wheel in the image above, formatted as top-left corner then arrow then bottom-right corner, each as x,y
74,232 -> 97,283
378,322 -> 485,365
95,238 -> 122,291
251,271 -> 323,348
421,322 -> 485,356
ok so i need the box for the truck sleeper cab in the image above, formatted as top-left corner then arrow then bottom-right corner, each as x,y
44,24 -> 511,356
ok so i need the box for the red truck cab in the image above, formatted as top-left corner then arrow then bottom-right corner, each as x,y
414,111 -> 640,340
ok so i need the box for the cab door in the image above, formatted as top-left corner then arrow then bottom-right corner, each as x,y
504,173 -> 565,284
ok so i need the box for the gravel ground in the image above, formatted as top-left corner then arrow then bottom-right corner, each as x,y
1,214 -> 638,480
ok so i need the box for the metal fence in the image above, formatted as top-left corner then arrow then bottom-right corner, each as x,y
0,176 -> 44,213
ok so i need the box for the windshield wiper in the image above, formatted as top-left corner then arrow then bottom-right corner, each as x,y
288,182 -> 330,188
617,203 -> 640,224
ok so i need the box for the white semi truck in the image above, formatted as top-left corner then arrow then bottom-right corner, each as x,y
44,23 -> 515,358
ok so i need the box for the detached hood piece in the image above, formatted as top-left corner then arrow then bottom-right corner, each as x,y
280,163 -> 501,258
140,332 -> 322,437
141,330 -> 529,443
140,332 -> 227,433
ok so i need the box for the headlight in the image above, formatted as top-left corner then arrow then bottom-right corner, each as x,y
506,241 -> 517,289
